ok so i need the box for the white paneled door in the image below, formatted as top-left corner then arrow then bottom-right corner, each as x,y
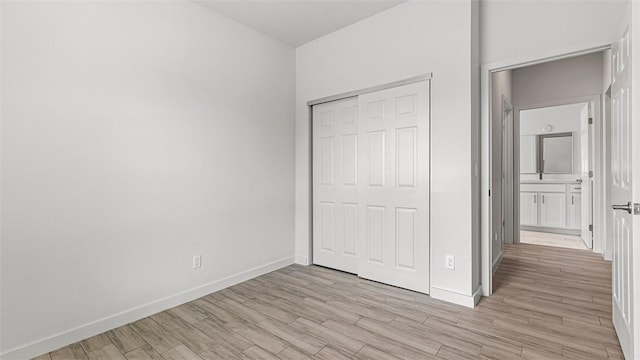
357,82 -> 430,293
312,97 -> 360,274
610,11 -> 636,358
312,81 -> 430,294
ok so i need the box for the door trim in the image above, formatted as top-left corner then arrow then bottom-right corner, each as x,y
481,43 -> 611,296
307,73 -> 432,106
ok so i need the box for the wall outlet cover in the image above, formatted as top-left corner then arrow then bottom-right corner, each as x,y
193,255 -> 202,269
445,255 -> 455,270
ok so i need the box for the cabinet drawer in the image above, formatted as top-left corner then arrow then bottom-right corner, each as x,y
520,183 -> 565,193
569,184 -> 582,193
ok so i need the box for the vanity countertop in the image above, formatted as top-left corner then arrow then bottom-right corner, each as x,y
520,179 -> 581,184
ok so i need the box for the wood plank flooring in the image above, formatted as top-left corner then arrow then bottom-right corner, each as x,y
520,230 -> 589,250
33,243 -> 622,359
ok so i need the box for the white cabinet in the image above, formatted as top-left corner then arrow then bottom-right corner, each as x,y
567,192 -> 582,230
520,183 -> 580,233
539,192 -> 566,228
520,192 -> 538,226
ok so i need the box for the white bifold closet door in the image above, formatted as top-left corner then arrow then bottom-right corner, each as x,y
312,81 -> 430,294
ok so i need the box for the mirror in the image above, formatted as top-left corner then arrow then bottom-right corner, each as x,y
519,102 -> 584,175
539,133 -> 573,173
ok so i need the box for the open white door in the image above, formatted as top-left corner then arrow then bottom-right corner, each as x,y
610,5 -> 636,357
580,103 -> 593,249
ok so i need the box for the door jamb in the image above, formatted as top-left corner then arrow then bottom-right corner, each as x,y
502,96 -> 514,247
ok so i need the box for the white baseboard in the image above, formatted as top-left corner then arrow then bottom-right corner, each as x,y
430,285 -> 482,308
295,255 -> 310,265
492,251 -> 504,274
0,257 -> 294,360
472,286 -> 483,306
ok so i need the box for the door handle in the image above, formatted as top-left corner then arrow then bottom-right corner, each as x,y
612,202 -> 633,214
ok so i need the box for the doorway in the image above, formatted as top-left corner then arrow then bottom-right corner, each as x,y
489,51 -> 609,267
481,6 -> 639,357
516,100 -> 597,251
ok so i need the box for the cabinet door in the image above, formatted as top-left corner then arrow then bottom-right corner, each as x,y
540,192 -> 566,228
520,192 -> 538,226
567,193 -> 582,230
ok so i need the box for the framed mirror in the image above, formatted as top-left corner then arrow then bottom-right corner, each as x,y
538,132 -> 573,173
519,102 -> 584,175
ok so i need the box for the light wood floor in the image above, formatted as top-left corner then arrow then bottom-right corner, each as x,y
520,230 -> 589,250
34,244 -> 622,359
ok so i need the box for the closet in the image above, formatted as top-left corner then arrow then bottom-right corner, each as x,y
311,80 -> 430,293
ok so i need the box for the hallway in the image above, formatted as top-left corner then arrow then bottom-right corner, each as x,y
490,244 -> 622,359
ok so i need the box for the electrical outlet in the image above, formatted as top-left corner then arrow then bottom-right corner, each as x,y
494,233 -> 498,243
192,255 -> 201,269
445,255 -> 455,270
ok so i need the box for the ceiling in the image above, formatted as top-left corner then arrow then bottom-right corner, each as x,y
195,0 -> 407,47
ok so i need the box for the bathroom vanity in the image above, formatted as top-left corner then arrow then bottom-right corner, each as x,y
520,180 -> 582,235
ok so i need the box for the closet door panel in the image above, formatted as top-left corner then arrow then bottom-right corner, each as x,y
357,80 -> 430,294
312,97 -> 359,274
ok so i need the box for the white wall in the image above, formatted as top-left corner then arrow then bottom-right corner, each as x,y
519,103 -> 585,136
296,0 -> 481,305
0,2 -> 295,357
512,52 -> 604,108
481,0 -> 627,66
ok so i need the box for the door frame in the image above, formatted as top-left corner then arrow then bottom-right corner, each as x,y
512,95 -> 602,250
493,96 -> 514,272
501,96 -> 514,247
480,43 -> 611,296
